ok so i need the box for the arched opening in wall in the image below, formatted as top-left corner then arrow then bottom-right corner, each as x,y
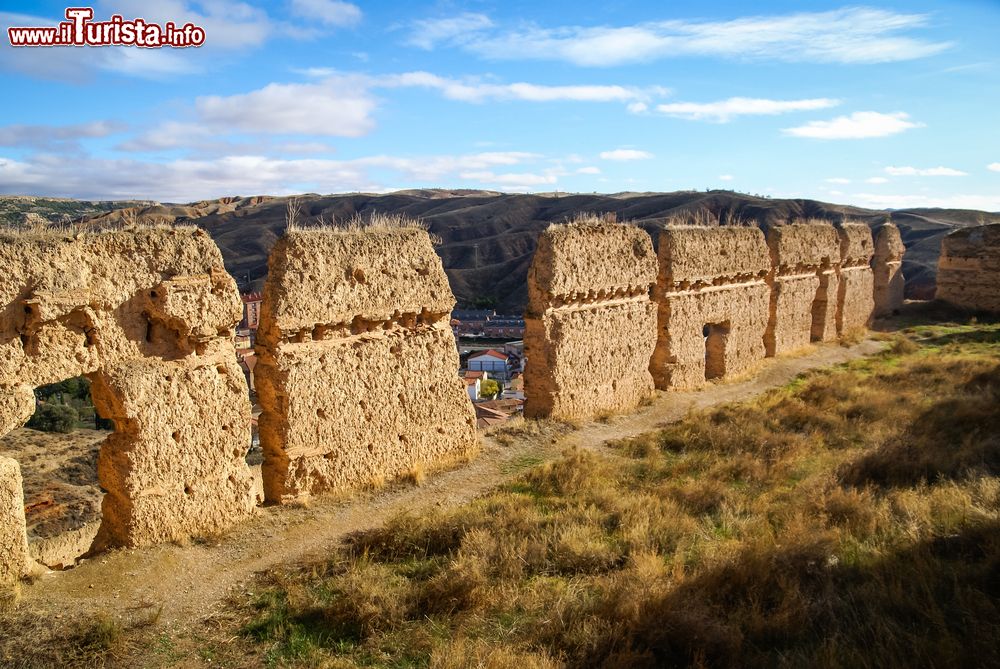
0,375 -> 111,570
237,349 -> 264,504
704,321 -> 731,380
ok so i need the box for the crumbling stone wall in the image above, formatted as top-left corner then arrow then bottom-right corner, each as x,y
0,457 -> 28,586
651,226 -> 771,390
255,227 -> 477,504
764,223 -> 841,355
524,222 -> 657,420
837,223 -> 875,334
872,223 -> 906,317
936,224 -> 1000,313
0,228 -> 255,581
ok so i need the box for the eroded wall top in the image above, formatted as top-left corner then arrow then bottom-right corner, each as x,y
0,227 -> 241,388
939,224 -> 1000,261
765,222 -> 840,272
528,221 -> 657,310
873,223 -> 905,262
838,222 -> 874,266
259,228 -> 454,336
658,226 -> 770,285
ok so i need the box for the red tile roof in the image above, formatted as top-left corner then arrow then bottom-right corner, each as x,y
469,349 -> 507,361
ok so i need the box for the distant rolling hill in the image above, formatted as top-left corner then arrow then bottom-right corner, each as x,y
68,190 -> 1000,313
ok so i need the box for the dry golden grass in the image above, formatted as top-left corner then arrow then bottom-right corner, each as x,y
485,416 -> 572,448
662,209 -> 749,228
285,201 -> 433,237
549,211 -> 622,231
223,317 -> 1000,668
0,215 -> 195,243
9,317 -> 999,668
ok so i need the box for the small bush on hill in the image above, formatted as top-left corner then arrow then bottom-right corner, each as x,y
27,403 -> 79,433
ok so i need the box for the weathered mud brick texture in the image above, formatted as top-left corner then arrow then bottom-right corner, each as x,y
524,221 -> 657,421
836,223 -> 875,334
651,226 -> 771,390
764,223 -> 841,355
256,228 -> 477,504
0,457 -> 29,586
936,223 -> 1000,313
0,228 -> 255,580
872,223 -> 906,317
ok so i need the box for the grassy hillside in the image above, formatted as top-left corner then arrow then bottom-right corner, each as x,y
0,196 -> 148,227
118,312 -> 995,668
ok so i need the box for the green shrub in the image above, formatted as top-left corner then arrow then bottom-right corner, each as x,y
27,403 -> 79,433
479,379 -> 500,399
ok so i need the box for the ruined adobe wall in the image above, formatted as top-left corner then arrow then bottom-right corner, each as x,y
837,223 -> 875,334
0,457 -> 28,586
0,228 -> 255,580
255,228 -> 477,503
764,223 -> 841,355
872,223 -> 906,317
936,224 -> 1000,313
651,226 -> 771,390
524,222 -> 657,420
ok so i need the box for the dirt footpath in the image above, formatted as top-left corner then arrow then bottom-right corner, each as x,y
8,339 -> 884,635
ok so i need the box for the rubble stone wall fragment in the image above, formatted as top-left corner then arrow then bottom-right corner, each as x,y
936,224 -> 1000,313
764,223 -> 841,355
0,457 -> 29,586
0,228 -> 255,569
651,226 -> 771,390
836,223 -> 875,334
872,223 -> 906,317
524,222 -> 657,420
256,228 -> 477,503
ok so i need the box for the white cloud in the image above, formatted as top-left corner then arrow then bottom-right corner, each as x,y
850,192 -> 1000,211
885,165 -> 967,176
866,176 -> 889,184
98,0 -> 273,50
117,122 -> 214,151
0,150 -> 544,201
655,97 -> 839,122
410,7 -> 950,66
719,174 -> 734,181
377,71 -> 664,103
353,152 -> 540,181
782,112 -> 923,139
196,76 -> 376,136
116,124 -> 339,156
123,68 -> 663,155
297,69 -> 667,105
599,149 -> 654,161
0,2 -> 361,81
408,12 -> 493,50
987,163 -> 1000,172
289,0 -> 361,26
626,102 -> 649,114
577,166 -> 601,174
460,171 -> 557,187
0,121 -> 127,149
0,11 -> 200,80
825,177 -> 851,184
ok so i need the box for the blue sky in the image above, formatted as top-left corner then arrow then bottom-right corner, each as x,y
0,0 -> 998,209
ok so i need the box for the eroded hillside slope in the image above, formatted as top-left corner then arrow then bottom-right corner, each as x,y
71,191 -> 1000,311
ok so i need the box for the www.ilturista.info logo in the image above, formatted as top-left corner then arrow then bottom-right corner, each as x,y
7,7 -> 206,48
